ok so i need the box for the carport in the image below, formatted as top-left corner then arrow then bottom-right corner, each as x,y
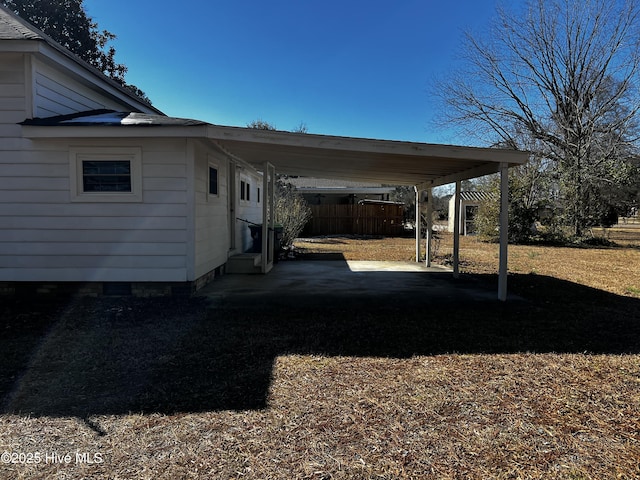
205,125 -> 529,301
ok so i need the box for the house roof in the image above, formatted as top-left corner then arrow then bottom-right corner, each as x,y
21,109 -> 529,187
0,4 -> 42,40
21,109 -> 207,127
284,177 -> 390,189
0,5 -> 161,114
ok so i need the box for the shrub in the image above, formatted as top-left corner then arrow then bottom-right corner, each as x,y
275,179 -> 312,247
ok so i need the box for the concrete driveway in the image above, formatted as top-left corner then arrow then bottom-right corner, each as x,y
197,259 -> 506,307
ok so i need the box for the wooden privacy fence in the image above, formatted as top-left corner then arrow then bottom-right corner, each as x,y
303,204 -> 405,236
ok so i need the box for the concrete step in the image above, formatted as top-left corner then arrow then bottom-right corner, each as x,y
226,253 -> 262,274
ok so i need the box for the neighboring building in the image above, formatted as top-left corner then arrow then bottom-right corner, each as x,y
448,191 -> 495,235
0,6 -> 262,295
284,177 -> 396,205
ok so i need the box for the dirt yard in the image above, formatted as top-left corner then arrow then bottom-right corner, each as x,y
0,232 -> 639,479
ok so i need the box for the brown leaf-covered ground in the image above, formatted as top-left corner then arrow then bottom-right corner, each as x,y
1,230 -> 639,479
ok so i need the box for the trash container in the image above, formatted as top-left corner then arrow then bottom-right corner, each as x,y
248,224 -> 284,257
248,224 -> 262,253
273,224 -> 284,261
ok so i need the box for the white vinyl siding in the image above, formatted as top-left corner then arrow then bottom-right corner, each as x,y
0,139 -> 190,282
32,58 -> 134,117
0,44 -> 209,285
0,53 -> 27,142
235,171 -> 262,253
193,142 -> 230,278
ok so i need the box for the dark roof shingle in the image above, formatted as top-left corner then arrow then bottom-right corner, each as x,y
20,109 -> 207,127
0,5 -> 44,40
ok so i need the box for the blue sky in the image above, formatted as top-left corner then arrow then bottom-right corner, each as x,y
84,0 -> 498,144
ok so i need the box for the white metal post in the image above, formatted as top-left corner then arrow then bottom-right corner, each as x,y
261,162 -> 275,273
498,162 -> 509,301
415,186 -> 421,263
453,180 -> 461,278
426,188 -> 433,267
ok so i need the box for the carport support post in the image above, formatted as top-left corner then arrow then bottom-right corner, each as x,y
453,180 -> 461,278
414,186 -> 421,262
498,162 -> 509,301
261,162 -> 276,273
425,188 -> 433,267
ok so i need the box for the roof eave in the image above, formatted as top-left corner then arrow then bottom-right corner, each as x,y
0,38 -> 39,52
205,124 -> 529,165
21,124 -> 209,139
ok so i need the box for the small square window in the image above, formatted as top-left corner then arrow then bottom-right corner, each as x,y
82,160 -> 132,192
209,166 -> 218,195
70,147 -> 142,202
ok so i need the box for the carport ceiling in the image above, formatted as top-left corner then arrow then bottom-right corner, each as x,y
207,125 -> 529,187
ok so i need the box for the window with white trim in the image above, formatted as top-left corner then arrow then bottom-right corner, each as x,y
70,147 -> 142,202
82,160 -> 131,192
208,164 -> 219,197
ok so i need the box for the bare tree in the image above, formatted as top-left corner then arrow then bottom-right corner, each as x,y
437,0 -> 640,235
274,179 -> 312,247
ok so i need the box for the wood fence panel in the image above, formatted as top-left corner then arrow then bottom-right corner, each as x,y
304,204 -> 404,236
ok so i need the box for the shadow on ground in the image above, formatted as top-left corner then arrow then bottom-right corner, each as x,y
0,272 -> 638,417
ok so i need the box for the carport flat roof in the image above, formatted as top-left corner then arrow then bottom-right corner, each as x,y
206,124 -> 528,186
22,110 -> 529,187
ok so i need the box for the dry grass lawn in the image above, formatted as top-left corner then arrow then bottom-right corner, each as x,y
1,230 -> 639,479
295,232 -> 640,297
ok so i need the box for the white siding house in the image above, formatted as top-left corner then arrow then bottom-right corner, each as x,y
0,5 -> 529,301
0,6 -> 262,295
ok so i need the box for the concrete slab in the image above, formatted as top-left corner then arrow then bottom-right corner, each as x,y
197,260 -> 506,306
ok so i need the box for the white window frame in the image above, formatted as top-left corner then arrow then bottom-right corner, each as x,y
70,147 -> 142,202
240,178 -> 247,203
207,160 -> 219,201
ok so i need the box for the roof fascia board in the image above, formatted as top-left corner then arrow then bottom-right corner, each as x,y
21,124 -> 209,139
0,39 -> 39,52
206,124 -> 529,164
